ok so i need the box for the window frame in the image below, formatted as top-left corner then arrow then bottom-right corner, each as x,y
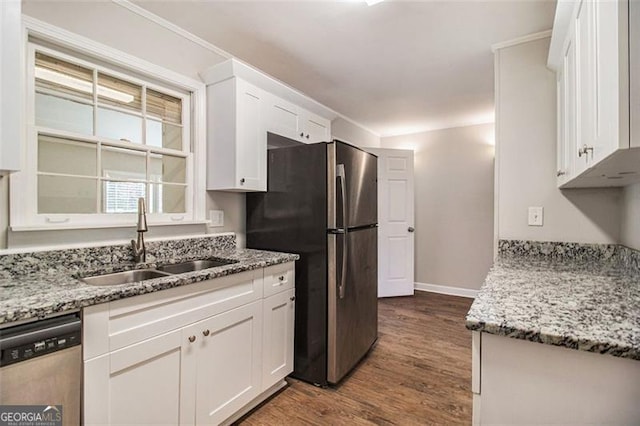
10,18 -> 208,231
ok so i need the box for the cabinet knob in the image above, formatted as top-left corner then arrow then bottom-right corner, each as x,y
557,170 -> 566,177
300,132 -> 304,137
408,227 -> 415,233
202,329 -> 210,337
240,178 -> 245,185
188,335 -> 196,343
278,275 -> 285,281
290,296 -> 296,302
305,134 -> 309,139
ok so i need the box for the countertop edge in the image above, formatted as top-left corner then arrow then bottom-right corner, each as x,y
465,318 -> 640,361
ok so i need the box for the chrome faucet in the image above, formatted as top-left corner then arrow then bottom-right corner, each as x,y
131,197 -> 148,263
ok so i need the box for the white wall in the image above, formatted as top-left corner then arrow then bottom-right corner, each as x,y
495,36 -> 622,246
382,123 -> 495,290
621,183 -> 640,250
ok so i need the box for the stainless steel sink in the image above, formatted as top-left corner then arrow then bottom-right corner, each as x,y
157,259 -> 236,274
82,269 -> 172,286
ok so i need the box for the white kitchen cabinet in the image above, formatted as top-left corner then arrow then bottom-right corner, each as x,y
265,93 -> 331,144
186,300 -> 263,425
550,0 -> 639,188
83,262 -> 296,425
301,109 -> 331,143
262,288 -> 295,390
0,0 -> 22,174
202,59 -> 333,191
207,77 -> 267,192
84,329 -> 185,425
265,94 -> 301,141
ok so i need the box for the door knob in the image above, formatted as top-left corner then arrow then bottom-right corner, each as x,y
202,329 -> 210,336
188,336 -> 196,343
408,227 -> 415,233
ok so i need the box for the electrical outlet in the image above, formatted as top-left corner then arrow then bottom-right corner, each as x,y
209,210 -> 224,227
528,207 -> 544,226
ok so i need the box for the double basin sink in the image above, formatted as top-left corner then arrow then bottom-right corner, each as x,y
82,259 -> 236,286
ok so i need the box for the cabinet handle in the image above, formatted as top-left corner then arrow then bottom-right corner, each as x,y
202,329 -> 210,337
578,145 -> 594,158
278,275 -> 285,281
240,178 -> 246,185
188,335 -> 196,343
557,170 -> 566,177
290,296 -> 296,302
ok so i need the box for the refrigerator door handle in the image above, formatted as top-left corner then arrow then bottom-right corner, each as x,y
337,164 -> 348,299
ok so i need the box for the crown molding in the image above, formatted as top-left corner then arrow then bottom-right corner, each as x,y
491,30 -> 552,53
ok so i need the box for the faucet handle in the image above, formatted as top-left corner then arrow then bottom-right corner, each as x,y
136,197 -> 148,232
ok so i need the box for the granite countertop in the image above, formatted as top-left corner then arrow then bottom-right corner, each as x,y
0,235 -> 299,326
466,240 -> 640,360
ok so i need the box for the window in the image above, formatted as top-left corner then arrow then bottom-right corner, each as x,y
18,43 -> 195,227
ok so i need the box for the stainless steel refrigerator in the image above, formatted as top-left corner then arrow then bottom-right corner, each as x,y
247,137 -> 378,386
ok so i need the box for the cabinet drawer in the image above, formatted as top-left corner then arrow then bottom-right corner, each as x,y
84,269 -> 263,359
263,262 -> 295,298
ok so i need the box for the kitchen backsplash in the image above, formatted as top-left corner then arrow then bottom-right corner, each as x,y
498,239 -> 640,274
0,234 -> 236,278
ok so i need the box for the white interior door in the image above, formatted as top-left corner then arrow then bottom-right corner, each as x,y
367,148 -> 415,297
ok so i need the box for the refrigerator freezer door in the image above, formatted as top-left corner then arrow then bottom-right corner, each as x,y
334,142 -> 378,229
327,226 -> 378,384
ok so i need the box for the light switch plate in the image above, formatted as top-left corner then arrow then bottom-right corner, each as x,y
209,210 -> 224,227
528,206 -> 544,226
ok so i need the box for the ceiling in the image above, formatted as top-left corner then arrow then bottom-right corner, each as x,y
133,0 -> 556,137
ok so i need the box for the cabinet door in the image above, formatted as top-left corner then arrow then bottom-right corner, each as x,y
591,0 -> 628,162
574,0 -> 593,176
262,288 -> 295,390
0,0 -> 22,173
84,329 -> 186,426
236,79 -> 267,191
265,93 -> 301,141
556,70 -> 569,186
187,300 -> 263,425
563,24 -> 578,183
301,109 -> 331,143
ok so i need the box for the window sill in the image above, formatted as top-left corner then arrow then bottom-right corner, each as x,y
10,220 -> 211,232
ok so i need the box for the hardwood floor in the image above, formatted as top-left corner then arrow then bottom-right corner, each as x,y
238,292 -> 474,425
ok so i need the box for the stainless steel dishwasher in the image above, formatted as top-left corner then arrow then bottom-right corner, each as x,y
0,312 -> 81,426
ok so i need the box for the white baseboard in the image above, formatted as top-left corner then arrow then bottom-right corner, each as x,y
414,282 -> 479,299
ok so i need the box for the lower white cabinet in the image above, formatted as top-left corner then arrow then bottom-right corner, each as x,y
83,262 -> 295,426
84,330 -> 185,425
185,301 -> 263,425
262,288 -> 295,389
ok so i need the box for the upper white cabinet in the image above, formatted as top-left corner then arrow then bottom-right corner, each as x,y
0,0 -> 22,174
549,0 -> 639,188
207,77 -> 267,192
201,59 -> 334,191
265,93 -> 331,144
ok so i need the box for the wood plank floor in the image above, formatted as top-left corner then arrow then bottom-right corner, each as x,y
238,292 -> 474,425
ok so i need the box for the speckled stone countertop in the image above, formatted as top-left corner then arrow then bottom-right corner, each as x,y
0,234 -> 299,326
466,240 -> 640,360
